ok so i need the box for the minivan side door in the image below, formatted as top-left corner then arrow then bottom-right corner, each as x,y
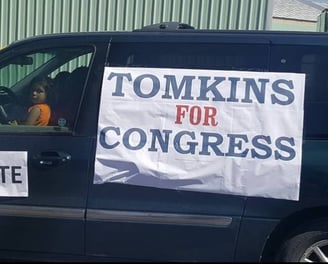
86,34 -> 270,262
0,37 -> 107,259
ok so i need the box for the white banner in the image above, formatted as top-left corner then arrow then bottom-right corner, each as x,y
0,151 -> 28,196
95,67 -> 305,201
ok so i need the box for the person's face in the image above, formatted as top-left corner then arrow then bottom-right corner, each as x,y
31,83 -> 47,104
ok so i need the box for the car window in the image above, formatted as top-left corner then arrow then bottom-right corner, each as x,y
0,52 -> 55,88
107,42 -> 269,72
0,46 -> 94,133
270,45 -> 328,139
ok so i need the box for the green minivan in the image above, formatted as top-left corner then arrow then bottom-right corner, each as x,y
0,22 -> 326,262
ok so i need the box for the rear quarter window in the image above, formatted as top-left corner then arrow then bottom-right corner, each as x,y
270,45 -> 328,139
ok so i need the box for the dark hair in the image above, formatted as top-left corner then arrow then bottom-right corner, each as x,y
29,76 -> 56,107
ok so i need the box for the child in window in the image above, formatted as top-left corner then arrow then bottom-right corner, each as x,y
9,76 -> 55,126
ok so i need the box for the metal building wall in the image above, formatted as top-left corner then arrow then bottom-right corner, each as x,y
317,9 -> 328,32
0,0 -> 270,48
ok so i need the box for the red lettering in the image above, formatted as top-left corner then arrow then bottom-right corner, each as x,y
203,106 -> 218,126
190,106 -> 202,125
175,104 -> 218,126
175,105 -> 189,124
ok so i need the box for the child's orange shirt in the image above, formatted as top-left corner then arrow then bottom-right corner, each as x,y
28,103 -> 51,126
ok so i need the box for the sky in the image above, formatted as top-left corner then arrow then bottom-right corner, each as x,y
301,0 -> 328,7
310,0 -> 328,4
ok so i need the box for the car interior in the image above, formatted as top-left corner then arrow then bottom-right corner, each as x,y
0,47 -> 94,133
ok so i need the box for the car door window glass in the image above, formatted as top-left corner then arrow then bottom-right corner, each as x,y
107,42 -> 269,71
0,47 -> 94,133
270,45 -> 328,138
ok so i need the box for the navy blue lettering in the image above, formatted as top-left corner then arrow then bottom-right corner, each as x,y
123,128 -> 147,150
148,129 -> 172,152
274,137 -> 296,161
108,72 -> 132,97
199,132 -> 224,156
226,134 -> 249,157
197,76 -> 226,101
162,75 -> 195,100
99,127 -> 120,149
174,131 -> 197,154
251,135 -> 272,159
241,78 -> 269,104
227,77 -> 240,102
271,79 -> 294,105
134,74 -> 160,98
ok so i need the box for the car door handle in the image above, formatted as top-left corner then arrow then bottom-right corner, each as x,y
33,151 -> 71,167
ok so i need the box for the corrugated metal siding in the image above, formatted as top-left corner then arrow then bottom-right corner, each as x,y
317,9 -> 328,32
0,0 -> 270,47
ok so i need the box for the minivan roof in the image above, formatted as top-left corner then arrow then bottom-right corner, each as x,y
3,23 -> 328,52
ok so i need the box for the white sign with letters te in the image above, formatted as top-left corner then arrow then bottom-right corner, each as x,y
95,67 -> 305,201
0,151 -> 28,197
